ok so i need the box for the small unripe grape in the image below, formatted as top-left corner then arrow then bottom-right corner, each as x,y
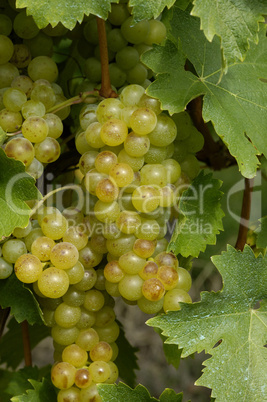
118,274 -> 144,301
31,236 -> 55,261
96,98 -> 124,123
104,260 -> 125,283
129,107 -> 157,135
41,213 -> 68,240
54,303 -> 81,328
74,268 -> 97,291
34,137 -> 60,164
132,185 -> 160,213
163,288 -> 192,312
5,137 -> 34,167
109,162 -> 134,187
80,384 -> 102,402
124,132 -> 150,157
142,278 -> 165,301
140,164 -> 167,187
77,308 -> 96,330
62,287 -> 85,307
51,325 -> 79,346
95,178 -> 119,202
0,258 -> 13,279
38,267 -> 69,298
119,251 -> 146,274
51,361 -> 76,389
176,267 -> 192,292
90,341 -> 113,362
137,296 -> 164,314
83,289 -> 105,312
106,234 -> 135,257
57,387 -> 80,402
148,114 -> 177,146
14,253 -> 43,283
88,360 -> 111,383
100,118 -> 128,146
93,321 -> 120,343
22,116 -> 48,143
136,218 -> 160,241
2,239 -> 27,263
116,210 -> 141,234
94,150 -> 117,174
50,242 -> 79,270
94,306 -> 116,327
62,344 -> 88,368
105,361 -> 119,383
76,328 -> 99,351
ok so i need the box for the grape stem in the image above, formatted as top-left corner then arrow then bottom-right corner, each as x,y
96,17 -> 118,98
21,320 -> 32,366
30,184 -> 84,216
7,130 -> 22,137
235,178 -> 254,251
47,90 -> 99,114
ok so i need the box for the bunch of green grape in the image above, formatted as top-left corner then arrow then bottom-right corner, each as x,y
74,84 -> 201,315
0,31 -> 70,178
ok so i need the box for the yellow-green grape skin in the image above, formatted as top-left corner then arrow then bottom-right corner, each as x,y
136,218 -> 160,241
117,149 -> 144,172
43,113 -> 63,139
105,280 -> 120,297
62,286 -> 85,307
175,267 -> 192,292
93,320 -> 120,343
22,116 -> 48,143
0,35 -> 14,64
62,344 -> 88,368
144,19 -> 167,45
90,234 -> 108,255
51,325 -> 79,346
5,137 -> 34,167
94,200 -> 120,223
105,361 -> 119,383
85,122 -> 105,148
50,242 -> 79,270
76,308 -> 96,330
94,305 -> 116,327
148,114 -> 177,146
129,107 -> 157,135
83,289 -> 105,312
3,87 -> 27,112
41,213 -> 68,240
138,94 -> 161,115
64,261 -> 85,285
140,163 -> 167,187
80,384 -> 102,402
157,265 -> 178,290
118,274 -> 144,301
14,254 -> 43,283
51,361 -> 76,390
57,388 -> 80,402
88,360 -> 111,383
124,132 -> 150,157
137,296 -> 164,314
2,239 -> 27,263
31,236 -> 55,261
63,226 -> 88,251
106,234 -> 136,257
104,260 -> 125,283
162,159 -> 181,183
27,56 -> 58,83
38,267 -> 69,298
24,228 -> 44,251
118,251 -> 146,274
142,278 -> 165,301
96,98 -> 124,123
74,268 -> 97,291
132,185 -> 160,213
163,288 -> 192,313
54,303 -> 81,328
116,210 -> 141,234
34,137 -> 60,164
79,150 -> 98,175
12,222 -> 32,238
109,162 -> 134,187
100,118 -> 128,146
94,150 -> 118,174
95,178 -> 119,203
89,341 -> 113,362
75,328 -> 99,351
159,185 -> 174,208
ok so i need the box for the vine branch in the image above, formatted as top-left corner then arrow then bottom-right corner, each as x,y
96,17 -> 117,98
235,178 -> 254,251
21,320 -> 32,366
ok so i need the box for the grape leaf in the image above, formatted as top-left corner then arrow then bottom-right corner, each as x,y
115,321 -> 139,388
256,216 -> 267,249
0,149 -> 41,238
11,378 -> 57,402
168,171 -> 224,258
129,0 -> 176,21
98,382 -> 184,401
0,127 -> 7,146
16,0 -> 119,29
0,366 -> 39,401
191,0 -> 267,67
0,274 -> 44,325
0,317 -> 50,369
153,327 -> 182,368
142,8 -> 267,178
147,245 -> 267,401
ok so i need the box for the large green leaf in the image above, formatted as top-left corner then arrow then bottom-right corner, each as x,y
0,317 -> 50,369
16,0 -> 119,29
0,366 -> 39,402
0,149 -> 41,239
142,8 -> 267,178
147,246 -> 267,401
98,382 -> 184,402
191,0 -> 267,67
168,171 -> 224,258
11,378 -> 57,402
129,0 -> 176,21
0,274 -> 44,325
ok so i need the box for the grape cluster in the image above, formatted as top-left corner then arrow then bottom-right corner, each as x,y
0,31 -> 70,178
